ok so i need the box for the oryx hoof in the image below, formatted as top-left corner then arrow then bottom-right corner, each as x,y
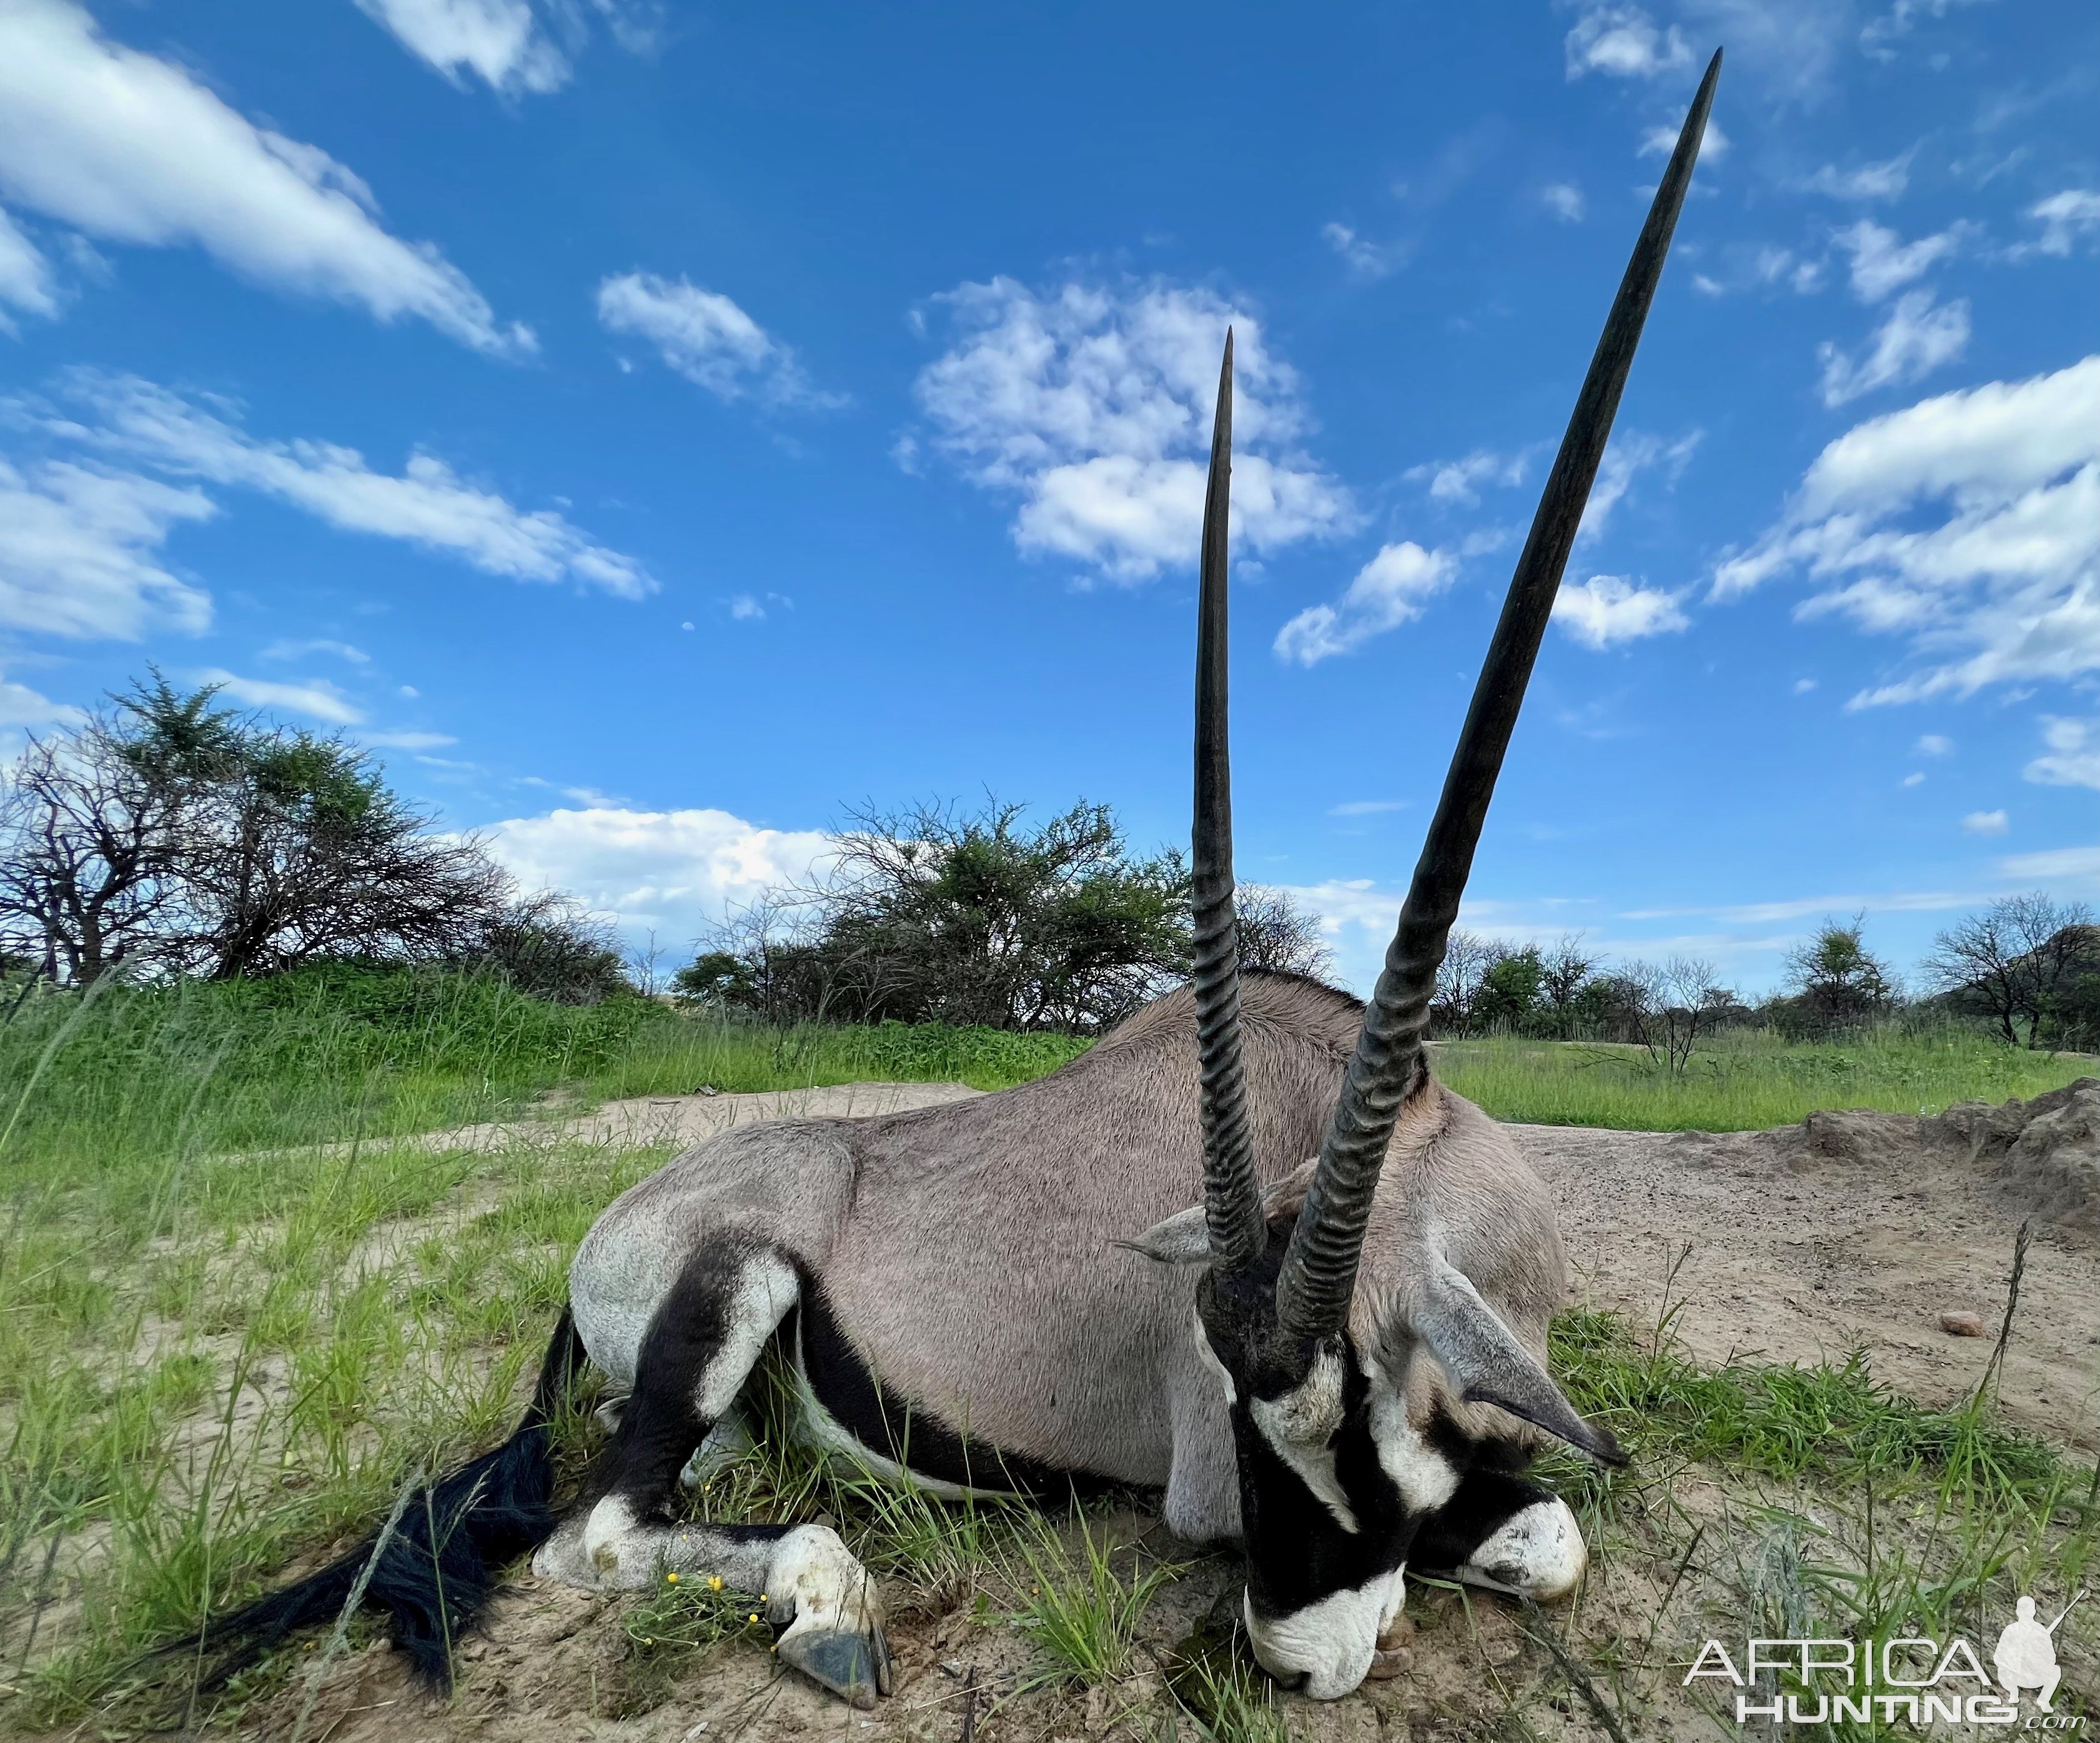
777,1625 -> 892,1709
1365,1616 -> 1415,1679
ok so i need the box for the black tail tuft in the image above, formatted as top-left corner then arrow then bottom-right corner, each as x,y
178,1307 -> 587,1692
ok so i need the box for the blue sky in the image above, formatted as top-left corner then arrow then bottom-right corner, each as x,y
0,0 -> 2094,995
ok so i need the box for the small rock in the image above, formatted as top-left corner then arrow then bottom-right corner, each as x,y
1941,1310 -> 1985,1337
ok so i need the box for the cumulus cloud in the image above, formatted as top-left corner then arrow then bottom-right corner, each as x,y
1831,219 -> 1968,302
0,457 -> 214,640
0,0 -> 530,353
262,637 -> 370,664
1805,152 -> 1915,202
197,669 -> 364,725
2025,717 -> 2100,790
2028,190 -> 2100,257
1637,117 -> 1730,160
1274,541 -> 1456,666
1712,355 -> 2100,707
596,273 -> 839,410
1542,182 -> 1587,222
353,0 -> 568,95
27,370 -> 652,597
0,672 -> 84,730
482,805 -> 833,947
1563,6 -> 1693,78
1406,447 -> 1530,506
1915,732 -> 1953,756
911,278 -> 1354,581
1816,289 -> 1970,406
1552,575 -> 1690,649
1961,808 -> 2008,837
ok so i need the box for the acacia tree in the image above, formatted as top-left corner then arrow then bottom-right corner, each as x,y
1782,913 -> 1897,1036
1613,956 -> 1733,1075
0,675 -> 538,988
1926,893 -> 2098,1046
687,798 -> 1191,1033
1232,884 -> 1335,981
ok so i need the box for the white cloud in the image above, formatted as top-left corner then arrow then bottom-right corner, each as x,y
1713,355 -> 2100,706
1578,428 -> 1701,541
1274,541 -> 1456,666
1816,289 -> 1970,405
1637,117 -> 1730,160
483,805 -> 834,947
197,668 -> 364,725
0,672 -> 84,730
1902,770 -> 1924,785
1330,799 -> 1407,816
2025,717 -> 2100,790
1915,732 -> 1953,756
1831,219 -> 1967,302
595,273 -> 838,410
2028,190 -> 2100,258
31,370 -> 652,597
1793,677 -> 1818,693
727,593 -> 765,621
1542,182 -> 1586,222
912,277 -> 1354,581
1552,575 -> 1690,648
0,206 -> 57,325
363,728 -> 457,750
1805,152 -> 1914,202
0,1 -> 530,353
1406,447 -> 1529,505
0,457 -> 214,640
1961,808 -> 2008,837
1563,6 -> 1692,78
352,0 -> 568,95
1320,222 -> 1395,279
262,637 -> 370,664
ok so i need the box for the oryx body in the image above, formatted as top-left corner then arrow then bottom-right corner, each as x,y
194,50 -> 1720,1712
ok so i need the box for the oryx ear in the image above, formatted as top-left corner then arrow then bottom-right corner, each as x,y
1415,1257 -> 1626,1466
1122,1163 -> 1320,1266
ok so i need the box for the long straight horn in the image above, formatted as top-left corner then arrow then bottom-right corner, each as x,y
1193,330 -> 1265,1272
1275,51 -> 1722,1344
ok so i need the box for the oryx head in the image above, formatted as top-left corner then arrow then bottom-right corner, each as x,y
1133,53 -> 1719,1699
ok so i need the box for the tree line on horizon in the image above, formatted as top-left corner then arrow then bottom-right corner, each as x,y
4,677 -> 2096,1050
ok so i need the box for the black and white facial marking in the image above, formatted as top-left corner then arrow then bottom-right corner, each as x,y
1184,1229 -> 1598,1699
1194,1236 -> 1419,1699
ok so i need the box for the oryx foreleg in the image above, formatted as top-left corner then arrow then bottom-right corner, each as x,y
533,1239 -> 891,1707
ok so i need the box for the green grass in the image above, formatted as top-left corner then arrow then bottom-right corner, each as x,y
2,968 -> 2094,1735
1436,1021 -> 2094,1131
1009,1512 -> 1182,1690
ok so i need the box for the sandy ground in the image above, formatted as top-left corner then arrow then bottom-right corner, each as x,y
39,1083 -> 2098,1742
1520,1120 -> 2100,1450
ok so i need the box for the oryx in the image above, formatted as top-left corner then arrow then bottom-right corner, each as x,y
195,51 -> 1718,1711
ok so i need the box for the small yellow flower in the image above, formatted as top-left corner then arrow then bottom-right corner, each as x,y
707,1575 -> 724,1591
759,1594 -> 768,1602
665,1572 -> 679,1584
748,1612 -> 760,1624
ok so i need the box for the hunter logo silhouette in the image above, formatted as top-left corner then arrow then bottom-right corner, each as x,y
1995,1591 -> 2083,1711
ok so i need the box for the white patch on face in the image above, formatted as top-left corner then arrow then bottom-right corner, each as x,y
1364,1361 -> 1460,1513
1243,1563 -> 1407,1699
1248,1339 -> 1357,1535
1459,1497 -> 1587,1600
1191,1308 -> 1236,1404
700,1252 -> 800,1419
